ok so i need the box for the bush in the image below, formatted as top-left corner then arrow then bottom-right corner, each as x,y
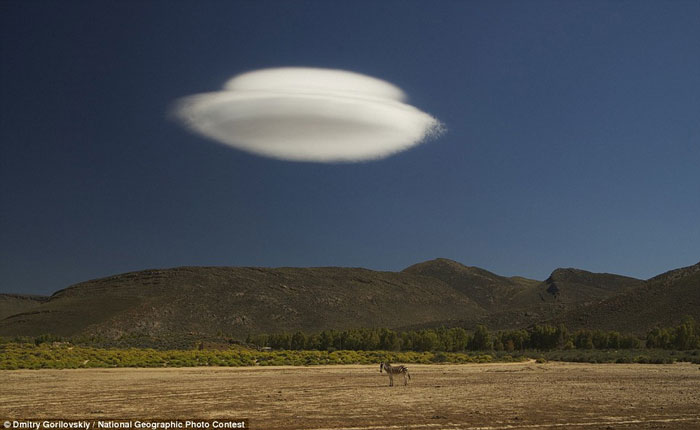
432,352 -> 448,363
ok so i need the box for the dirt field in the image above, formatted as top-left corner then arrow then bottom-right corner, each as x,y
2,362 -> 700,429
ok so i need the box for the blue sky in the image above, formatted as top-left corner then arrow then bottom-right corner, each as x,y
1,0 -> 699,294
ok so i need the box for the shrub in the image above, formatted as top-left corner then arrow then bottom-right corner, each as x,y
432,352 -> 448,363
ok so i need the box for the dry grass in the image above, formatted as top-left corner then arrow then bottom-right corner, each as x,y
2,362 -> 700,429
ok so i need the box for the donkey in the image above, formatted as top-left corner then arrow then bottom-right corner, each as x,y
379,362 -> 411,386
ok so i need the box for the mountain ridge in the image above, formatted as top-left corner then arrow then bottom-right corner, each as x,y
1,259 -> 697,343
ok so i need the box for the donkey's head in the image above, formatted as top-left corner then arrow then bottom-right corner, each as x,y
379,362 -> 384,373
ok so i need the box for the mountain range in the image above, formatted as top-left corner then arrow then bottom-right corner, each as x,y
1,258 -> 698,343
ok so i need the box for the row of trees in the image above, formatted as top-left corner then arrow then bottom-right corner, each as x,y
248,324 -> 636,352
646,317 -> 699,350
247,318 -> 700,352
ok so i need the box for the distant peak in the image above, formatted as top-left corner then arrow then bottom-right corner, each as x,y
427,257 -> 463,265
548,267 -> 589,279
426,258 -> 466,267
402,258 -> 470,273
402,258 -> 512,284
546,268 -> 583,283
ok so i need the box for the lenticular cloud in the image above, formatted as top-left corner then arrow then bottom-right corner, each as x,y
173,67 -> 444,162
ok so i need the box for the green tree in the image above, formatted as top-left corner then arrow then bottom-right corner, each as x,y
607,331 -> 621,349
620,334 -> 641,349
672,317 -> 697,350
379,329 -> 400,351
646,327 -> 671,349
362,330 -> 380,350
574,330 -> 594,349
291,331 -> 307,350
529,325 -> 559,350
417,330 -> 439,351
449,327 -> 469,352
469,325 -> 491,350
592,330 -> 609,349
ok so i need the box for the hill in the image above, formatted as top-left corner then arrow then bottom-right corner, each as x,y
402,259 -> 645,330
554,261 -> 700,333
0,266 -> 483,341
402,258 -> 532,311
0,259 -> 697,344
479,268 -> 643,330
0,294 -> 48,320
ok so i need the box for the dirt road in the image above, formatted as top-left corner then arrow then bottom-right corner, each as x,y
2,362 -> 699,429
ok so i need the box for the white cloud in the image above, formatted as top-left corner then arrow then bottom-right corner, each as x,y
172,67 -> 444,162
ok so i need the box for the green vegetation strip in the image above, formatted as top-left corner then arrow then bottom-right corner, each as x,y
2,343 -> 699,370
540,348 -> 700,364
0,344 -> 515,370
2,319 -> 698,369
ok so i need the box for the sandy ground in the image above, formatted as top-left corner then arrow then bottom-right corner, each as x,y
1,362 -> 700,429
